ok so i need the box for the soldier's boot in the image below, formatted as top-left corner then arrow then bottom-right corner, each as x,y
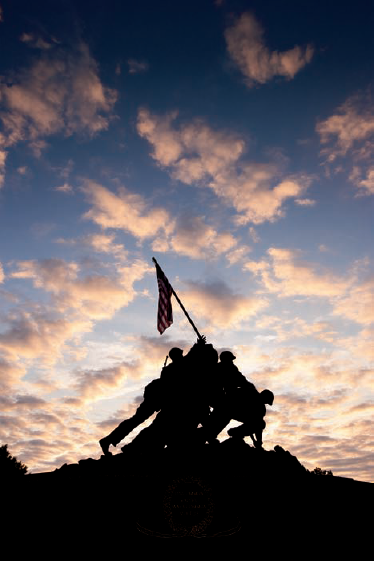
99,436 -> 113,456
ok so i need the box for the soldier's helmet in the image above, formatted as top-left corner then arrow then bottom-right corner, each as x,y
261,389 -> 274,406
169,347 -> 184,361
220,350 -> 236,362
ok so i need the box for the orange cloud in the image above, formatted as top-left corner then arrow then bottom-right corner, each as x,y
0,42 -> 117,150
317,94 -> 374,163
73,361 -> 141,402
137,109 -> 312,224
0,310 -> 93,365
225,12 -> 313,87
350,166 -> 374,196
245,247 -> 349,297
0,149 -> 6,188
82,180 -> 174,240
11,257 -> 151,321
255,315 -> 337,343
178,279 -> 268,329
333,279 -> 374,325
211,169 -> 310,224
160,215 -> 237,259
137,108 -> 244,177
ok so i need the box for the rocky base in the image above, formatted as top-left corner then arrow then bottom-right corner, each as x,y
6,439 -> 372,545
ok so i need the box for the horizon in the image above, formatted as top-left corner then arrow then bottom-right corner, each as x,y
0,0 -> 373,482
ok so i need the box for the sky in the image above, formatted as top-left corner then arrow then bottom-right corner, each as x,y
0,0 -> 373,482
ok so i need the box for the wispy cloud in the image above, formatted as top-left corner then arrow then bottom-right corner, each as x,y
317,93 -> 374,162
0,308 -> 92,366
178,279 -> 268,330
82,179 -> 242,261
154,214 -> 237,260
55,182 -> 74,194
137,108 -> 312,224
82,179 -> 174,240
244,247 -> 350,297
225,12 -> 313,87
333,278 -> 374,326
73,361 -> 141,402
127,58 -> 149,74
0,149 -> 6,188
20,32 -> 55,50
317,91 -> 374,196
10,256 -> 151,321
349,166 -> 374,196
0,42 -> 117,157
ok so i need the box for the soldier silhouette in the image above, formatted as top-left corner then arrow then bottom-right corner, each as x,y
227,389 -> 274,448
202,351 -> 274,448
99,377 -> 163,455
99,338 -> 217,455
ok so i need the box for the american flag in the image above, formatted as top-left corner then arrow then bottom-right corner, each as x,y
154,261 -> 173,334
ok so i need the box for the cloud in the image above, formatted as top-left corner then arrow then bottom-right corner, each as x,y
244,247 -> 349,297
137,108 -> 312,224
256,315 -> 338,344
178,279 -> 268,329
224,12 -> 313,87
246,250 -> 373,330
0,355 -> 27,391
349,166 -> 374,196
55,182 -> 74,194
225,245 -> 252,265
0,261 -> 4,283
317,92 -> 374,196
333,278 -> 374,325
82,179 -> 174,240
73,361 -> 141,402
127,59 -> 149,74
156,214 -> 237,259
2,254 -> 151,373
340,329 -> 374,362
83,232 -> 128,261
10,256 -> 151,321
295,198 -> 316,206
0,309 -> 92,365
0,42 -> 117,153
316,94 -> 374,163
20,32 -> 54,50
210,167 -> 311,224
0,149 -> 6,188
137,108 -> 244,174
82,180 -> 240,261
0,5 -> 3,22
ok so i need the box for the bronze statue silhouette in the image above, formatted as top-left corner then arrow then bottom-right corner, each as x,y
99,339 -> 274,456
197,351 -> 274,447
226,389 -> 274,448
99,377 -> 163,455
100,338 -> 219,455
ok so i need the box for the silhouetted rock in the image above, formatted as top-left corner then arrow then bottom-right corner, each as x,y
12,439 -> 371,543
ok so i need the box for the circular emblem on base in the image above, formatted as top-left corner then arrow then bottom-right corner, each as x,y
163,476 -> 214,536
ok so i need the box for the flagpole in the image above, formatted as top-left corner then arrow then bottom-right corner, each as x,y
152,257 -> 203,340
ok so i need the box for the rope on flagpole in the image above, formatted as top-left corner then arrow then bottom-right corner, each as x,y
152,257 -> 203,340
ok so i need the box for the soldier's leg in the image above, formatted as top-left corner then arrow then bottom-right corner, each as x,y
227,417 -> 265,447
100,400 -> 157,455
122,417 -> 166,454
200,406 -> 232,443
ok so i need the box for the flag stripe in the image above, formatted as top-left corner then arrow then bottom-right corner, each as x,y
155,263 -> 173,334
